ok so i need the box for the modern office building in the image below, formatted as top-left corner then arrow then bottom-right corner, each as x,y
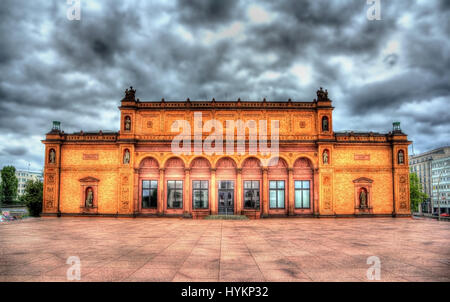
431,156 -> 450,214
41,87 -> 411,218
15,170 -> 43,196
409,146 -> 450,213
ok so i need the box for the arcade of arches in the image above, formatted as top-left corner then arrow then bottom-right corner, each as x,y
42,87 -> 412,218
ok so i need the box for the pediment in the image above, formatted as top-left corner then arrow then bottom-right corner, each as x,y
79,176 -> 100,183
353,177 -> 373,183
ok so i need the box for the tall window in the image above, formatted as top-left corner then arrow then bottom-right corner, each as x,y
167,180 -> 183,208
269,180 -> 285,209
193,180 -> 208,209
295,180 -> 310,209
244,181 -> 260,209
142,180 -> 157,208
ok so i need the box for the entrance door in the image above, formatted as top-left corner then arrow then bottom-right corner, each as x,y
218,181 -> 234,215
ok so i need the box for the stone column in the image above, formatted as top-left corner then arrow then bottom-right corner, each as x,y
313,168 -> 319,216
133,168 -> 139,215
262,168 -> 269,217
288,168 -> 294,216
236,168 -> 242,215
184,168 -> 191,216
158,168 -> 165,215
210,168 -> 217,215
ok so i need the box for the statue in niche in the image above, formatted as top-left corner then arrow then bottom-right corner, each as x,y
123,149 -> 130,164
322,117 -> 329,131
49,149 -> 56,163
124,116 -> 131,131
323,150 -> 329,164
398,150 -> 404,164
359,189 -> 367,208
85,188 -> 94,207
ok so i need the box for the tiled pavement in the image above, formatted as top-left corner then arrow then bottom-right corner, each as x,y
0,217 -> 449,282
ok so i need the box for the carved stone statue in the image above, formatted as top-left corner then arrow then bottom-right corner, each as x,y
323,150 -> 329,164
49,149 -> 56,163
124,116 -> 131,131
360,190 -> 367,208
124,86 -> 136,102
398,151 -> 404,164
85,188 -> 93,207
322,117 -> 329,131
123,149 -> 130,164
316,87 -> 329,102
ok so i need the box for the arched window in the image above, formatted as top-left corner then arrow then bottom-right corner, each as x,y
124,116 -> 131,131
398,150 -> 404,164
322,116 -> 329,132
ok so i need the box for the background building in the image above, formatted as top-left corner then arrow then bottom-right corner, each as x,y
409,146 -> 450,213
15,170 -> 43,196
431,156 -> 450,214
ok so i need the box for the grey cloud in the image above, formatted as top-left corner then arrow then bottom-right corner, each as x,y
0,0 -> 449,167
2,146 -> 28,157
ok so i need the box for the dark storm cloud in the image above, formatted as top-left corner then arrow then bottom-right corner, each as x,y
2,146 -> 28,157
0,0 -> 449,171
176,0 -> 242,28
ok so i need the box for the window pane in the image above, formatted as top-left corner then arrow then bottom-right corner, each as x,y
269,190 -> 277,208
193,181 -> 200,189
303,181 -> 310,189
176,181 -> 183,189
201,190 -> 208,208
143,180 -> 150,189
229,182 -> 234,189
295,181 -> 301,189
277,190 -> 285,208
244,190 -> 254,208
269,181 -> 277,189
244,181 -> 252,189
295,190 -> 302,208
253,181 -> 259,188
168,181 -> 175,189
151,181 -> 158,189
142,189 -> 150,208
201,181 -> 208,189
220,181 -> 227,189
303,190 -> 310,208
278,181 -> 285,189
150,188 -> 157,208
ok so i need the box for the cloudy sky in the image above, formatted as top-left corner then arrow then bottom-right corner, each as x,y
0,0 -> 449,171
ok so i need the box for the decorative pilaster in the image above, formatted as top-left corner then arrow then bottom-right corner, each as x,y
158,168 -> 165,215
210,168 -> 217,214
288,168 -> 294,216
236,168 -> 242,215
184,168 -> 191,216
262,168 -> 268,217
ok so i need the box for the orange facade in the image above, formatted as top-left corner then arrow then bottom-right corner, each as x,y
42,88 -> 411,218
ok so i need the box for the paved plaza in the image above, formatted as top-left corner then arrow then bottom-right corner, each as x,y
0,217 -> 449,282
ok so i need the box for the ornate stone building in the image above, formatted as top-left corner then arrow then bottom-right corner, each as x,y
42,87 -> 411,218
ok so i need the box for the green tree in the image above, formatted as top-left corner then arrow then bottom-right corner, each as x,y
410,172 -> 428,212
0,166 -> 18,205
22,179 -> 43,217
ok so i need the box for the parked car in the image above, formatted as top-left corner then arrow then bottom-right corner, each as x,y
440,213 -> 450,217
